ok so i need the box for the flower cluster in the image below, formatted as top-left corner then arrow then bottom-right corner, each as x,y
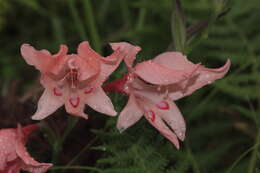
0,41 -> 230,172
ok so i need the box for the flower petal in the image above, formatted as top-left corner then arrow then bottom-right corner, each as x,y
155,100 -> 186,141
153,51 -> 194,70
85,86 -> 117,116
110,42 -> 141,68
31,89 -> 63,120
76,42 -> 101,81
144,107 -> 180,149
64,92 -> 89,119
169,59 -> 231,100
15,138 -> 52,173
21,44 -> 68,74
117,94 -> 144,132
134,60 -> 197,85
91,48 -> 124,87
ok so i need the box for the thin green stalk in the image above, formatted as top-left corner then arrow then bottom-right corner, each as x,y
226,142 -> 260,173
68,0 -> 88,40
51,15 -> 66,44
82,0 -> 101,53
50,166 -> 101,172
247,129 -> 260,173
186,144 -> 201,173
119,0 -> 131,26
66,136 -> 99,166
136,3 -> 147,31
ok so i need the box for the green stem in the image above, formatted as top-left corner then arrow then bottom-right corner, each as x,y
82,0 -> 102,53
247,128 -> 260,173
186,144 -> 201,173
136,3 -> 146,31
68,0 -> 88,40
50,166 -> 101,172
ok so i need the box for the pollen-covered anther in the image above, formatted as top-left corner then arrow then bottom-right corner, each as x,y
156,101 -> 170,110
69,97 -> 80,108
146,110 -> 156,122
53,87 -> 62,96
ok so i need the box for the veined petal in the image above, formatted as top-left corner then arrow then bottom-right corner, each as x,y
92,48 -> 124,87
110,42 -> 141,68
31,89 -> 63,120
117,94 -> 144,132
15,138 -> 52,173
169,59 -> 231,100
143,106 -> 180,149
77,41 -> 102,60
153,52 -> 194,70
134,60 -> 196,85
155,100 -> 186,141
65,92 -> 88,119
21,44 -> 68,74
85,86 -> 117,116
68,54 -> 100,81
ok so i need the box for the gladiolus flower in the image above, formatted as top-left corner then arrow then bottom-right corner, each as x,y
104,43 -> 231,149
0,124 -> 52,173
21,41 -> 123,120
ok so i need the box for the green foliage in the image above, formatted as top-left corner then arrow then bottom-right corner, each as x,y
0,0 -> 259,173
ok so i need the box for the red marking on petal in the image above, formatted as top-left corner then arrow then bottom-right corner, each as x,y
69,97 -> 80,108
146,110 -> 156,122
53,87 -> 62,96
84,87 -> 93,94
156,101 -> 169,110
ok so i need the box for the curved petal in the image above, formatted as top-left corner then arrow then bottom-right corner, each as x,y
117,94 -> 144,132
0,130 -> 17,171
110,42 -> 141,68
92,49 -> 124,87
77,41 -> 102,60
21,44 -> 68,75
169,59 -> 231,100
69,54 -> 100,81
153,52 -> 194,70
134,60 -> 197,85
143,105 -> 180,149
15,138 -> 52,173
76,42 -> 101,81
155,100 -> 186,141
85,86 -> 117,116
64,92 -> 88,119
31,89 -> 63,120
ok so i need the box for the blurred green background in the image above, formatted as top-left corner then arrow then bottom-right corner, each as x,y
0,0 -> 259,173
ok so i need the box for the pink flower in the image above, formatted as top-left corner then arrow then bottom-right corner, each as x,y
104,44 -> 231,149
21,41 -> 123,120
0,124 -> 52,173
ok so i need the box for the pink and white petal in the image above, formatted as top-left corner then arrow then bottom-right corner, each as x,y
21,44 -> 68,74
31,89 -> 63,120
15,133 -> 52,173
155,100 -> 186,141
144,108 -> 180,149
169,59 -> 231,100
134,60 -> 196,85
153,52 -> 195,70
85,87 -> 117,116
67,54 -> 100,82
110,42 -> 141,68
65,93 -> 89,119
117,94 -> 144,132
92,50 -> 124,87
77,41 -> 102,60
